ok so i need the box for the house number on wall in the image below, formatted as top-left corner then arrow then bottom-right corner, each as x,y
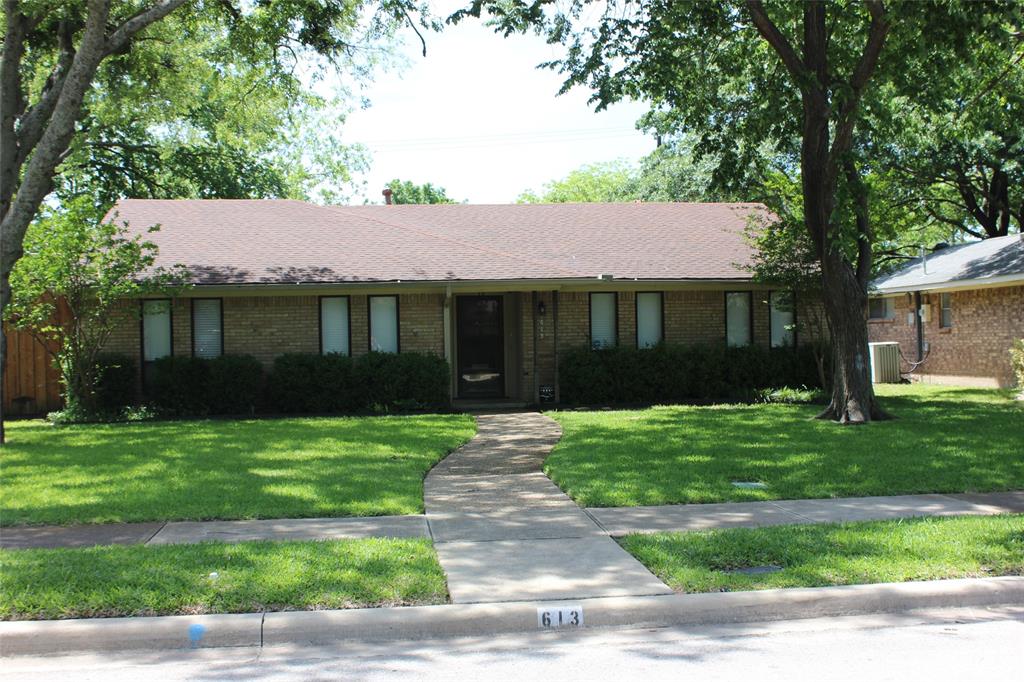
537,605 -> 583,629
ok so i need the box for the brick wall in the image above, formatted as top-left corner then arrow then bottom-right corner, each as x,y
867,285 -> 1023,387
102,293 -> 446,371
399,293 -> 445,355
664,290 -> 726,345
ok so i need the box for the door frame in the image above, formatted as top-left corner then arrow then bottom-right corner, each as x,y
454,294 -> 506,399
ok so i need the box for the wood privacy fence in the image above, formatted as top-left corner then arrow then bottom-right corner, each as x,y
2,301 -> 68,416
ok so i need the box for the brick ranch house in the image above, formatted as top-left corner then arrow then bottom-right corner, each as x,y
56,198 -> 825,407
867,233 -> 1024,388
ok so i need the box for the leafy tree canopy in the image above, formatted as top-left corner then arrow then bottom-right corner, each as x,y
386,178 -> 460,204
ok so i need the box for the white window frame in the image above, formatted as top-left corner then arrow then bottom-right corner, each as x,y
191,298 -> 223,359
725,291 -> 753,347
320,296 -> 351,355
369,295 -> 399,353
589,292 -> 617,349
635,292 -> 664,349
141,299 -> 172,362
769,290 -> 796,348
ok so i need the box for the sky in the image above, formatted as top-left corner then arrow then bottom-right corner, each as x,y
339,6 -> 655,204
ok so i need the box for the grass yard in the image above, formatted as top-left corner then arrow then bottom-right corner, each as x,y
545,384 -> 1024,507
0,537 -> 448,620
621,514 -> 1024,593
0,414 -> 475,526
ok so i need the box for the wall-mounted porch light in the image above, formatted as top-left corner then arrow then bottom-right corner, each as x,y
538,300 -> 547,316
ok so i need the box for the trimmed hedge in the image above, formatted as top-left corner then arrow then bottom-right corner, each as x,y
147,354 -> 264,416
267,351 -> 450,413
559,343 -> 825,405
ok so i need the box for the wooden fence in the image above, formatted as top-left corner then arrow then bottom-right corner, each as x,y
2,302 -> 68,416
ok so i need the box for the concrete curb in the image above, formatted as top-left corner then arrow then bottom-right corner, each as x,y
3,577 -> 1023,657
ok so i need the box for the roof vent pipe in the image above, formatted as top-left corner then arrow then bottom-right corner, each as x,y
382,187 -> 393,205
919,245 -> 927,275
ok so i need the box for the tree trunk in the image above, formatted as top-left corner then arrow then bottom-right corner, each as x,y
816,249 -> 888,423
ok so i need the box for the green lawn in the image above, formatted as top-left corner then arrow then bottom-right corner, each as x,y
621,514 -> 1024,593
0,414 -> 475,526
0,538 -> 448,620
545,385 -> 1024,507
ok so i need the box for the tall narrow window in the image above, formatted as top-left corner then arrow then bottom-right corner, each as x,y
369,295 -> 399,353
192,299 -> 223,358
636,292 -> 663,349
320,296 -> 350,355
725,292 -> 752,347
142,299 -> 172,362
590,292 -> 617,349
769,291 -> 796,348
939,292 -> 953,328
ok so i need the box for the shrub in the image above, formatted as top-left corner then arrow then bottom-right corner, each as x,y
267,353 -> 359,413
1011,339 -> 1024,394
93,353 -> 137,412
208,355 -> 264,415
559,343 -> 826,405
146,354 -> 263,415
268,351 -> 450,413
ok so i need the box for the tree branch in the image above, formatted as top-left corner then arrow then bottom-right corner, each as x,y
745,1 -> 807,84
104,0 -> 191,56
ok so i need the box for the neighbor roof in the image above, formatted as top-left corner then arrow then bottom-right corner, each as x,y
871,234 -> 1024,294
106,199 -> 770,286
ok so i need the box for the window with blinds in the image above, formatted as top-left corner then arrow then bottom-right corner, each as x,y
142,299 -> 172,361
636,292 -> 663,349
770,291 -> 795,348
369,296 -> 399,353
940,292 -> 953,328
320,296 -> 350,355
192,299 -> 222,358
590,293 -> 617,349
726,292 -> 752,347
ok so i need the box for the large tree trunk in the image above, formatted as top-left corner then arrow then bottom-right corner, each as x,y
817,249 -> 887,423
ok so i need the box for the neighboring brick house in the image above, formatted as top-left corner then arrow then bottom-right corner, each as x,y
867,234 -> 1024,388
30,199 -> 819,407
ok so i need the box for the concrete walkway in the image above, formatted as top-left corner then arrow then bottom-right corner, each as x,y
423,412 -> 673,604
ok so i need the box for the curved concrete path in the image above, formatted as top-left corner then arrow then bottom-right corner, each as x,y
424,412 -> 673,604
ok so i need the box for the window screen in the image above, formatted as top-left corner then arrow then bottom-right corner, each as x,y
868,297 -> 894,320
369,296 -> 399,353
590,293 -> 617,349
320,297 -> 350,355
142,300 -> 172,361
940,293 -> 952,328
636,292 -> 663,349
192,299 -> 222,358
770,291 -> 795,348
726,292 -> 752,347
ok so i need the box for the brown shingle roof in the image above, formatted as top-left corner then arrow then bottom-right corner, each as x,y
107,199 -> 769,285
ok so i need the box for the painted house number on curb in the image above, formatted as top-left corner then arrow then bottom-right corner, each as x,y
537,605 -> 583,629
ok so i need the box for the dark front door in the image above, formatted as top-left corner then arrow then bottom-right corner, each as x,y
457,296 -> 505,398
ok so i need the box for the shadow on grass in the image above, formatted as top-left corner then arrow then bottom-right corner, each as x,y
546,387 -> 1024,507
1,415 -> 476,526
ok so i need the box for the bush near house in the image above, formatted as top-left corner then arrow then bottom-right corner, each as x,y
147,355 -> 264,416
1011,339 -> 1024,392
144,351 -> 451,416
559,343 -> 824,405
267,351 -> 450,413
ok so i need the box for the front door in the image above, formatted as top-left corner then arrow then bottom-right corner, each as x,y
456,295 -> 504,398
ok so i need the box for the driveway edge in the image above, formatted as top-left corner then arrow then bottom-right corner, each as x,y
3,577 -> 1023,656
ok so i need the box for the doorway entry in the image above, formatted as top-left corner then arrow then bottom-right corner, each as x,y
456,295 -> 505,398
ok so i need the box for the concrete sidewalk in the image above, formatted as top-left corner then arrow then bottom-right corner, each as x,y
424,412 -> 673,603
3,489 -> 1022,551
